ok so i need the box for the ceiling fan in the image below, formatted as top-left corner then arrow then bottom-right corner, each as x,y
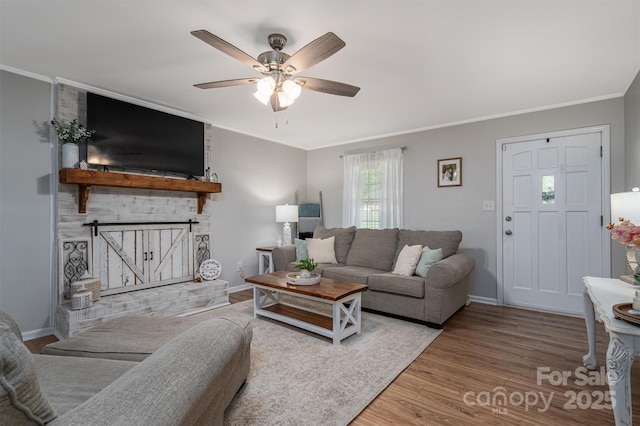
191,30 -> 360,112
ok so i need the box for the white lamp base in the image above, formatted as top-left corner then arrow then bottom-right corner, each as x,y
282,222 -> 292,246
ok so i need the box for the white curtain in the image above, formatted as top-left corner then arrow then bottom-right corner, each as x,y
342,148 -> 403,229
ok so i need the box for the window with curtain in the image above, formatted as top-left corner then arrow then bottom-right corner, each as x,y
342,148 -> 403,229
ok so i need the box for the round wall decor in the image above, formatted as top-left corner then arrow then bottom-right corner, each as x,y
200,259 -> 222,280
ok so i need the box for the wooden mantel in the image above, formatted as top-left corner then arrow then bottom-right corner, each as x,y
59,168 -> 222,214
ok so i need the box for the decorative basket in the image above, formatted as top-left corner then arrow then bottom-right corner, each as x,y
85,279 -> 101,301
73,277 -> 101,301
70,281 -> 87,295
71,291 -> 93,310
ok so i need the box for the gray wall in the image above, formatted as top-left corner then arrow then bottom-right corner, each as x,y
208,127 -> 307,288
0,70 -> 54,334
625,70 -> 640,188
308,98 -> 626,300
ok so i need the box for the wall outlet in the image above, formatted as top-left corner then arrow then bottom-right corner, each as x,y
237,261 -> 243,271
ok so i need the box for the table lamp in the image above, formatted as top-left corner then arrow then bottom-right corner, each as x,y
611,189 -> 640,279
276,204 -> 298,246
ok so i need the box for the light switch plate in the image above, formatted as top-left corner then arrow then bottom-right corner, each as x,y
483,201 -> 495,211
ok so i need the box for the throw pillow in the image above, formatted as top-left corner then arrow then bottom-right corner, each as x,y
415,247 -> 443,278
294,238 -> 309,261
0,310 -> 22,342
0,322 -> 58,425
313,226 -> 356,264
306,236 -> 338,264
391,244 -> 423,276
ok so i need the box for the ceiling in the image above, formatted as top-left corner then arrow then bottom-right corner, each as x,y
1,1 -> 639,150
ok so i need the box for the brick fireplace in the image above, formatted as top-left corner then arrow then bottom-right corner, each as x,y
55,83 -> 226,338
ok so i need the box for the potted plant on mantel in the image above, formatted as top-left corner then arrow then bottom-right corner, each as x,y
51,118 -> 95,169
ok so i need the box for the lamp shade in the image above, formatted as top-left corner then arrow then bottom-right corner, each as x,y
276,204 -> 298,223
283,79 -> 302,100
277,91 -> 295,107
611,191 -> 640,225
257,76 -> 276,96
253,90 -> 270,105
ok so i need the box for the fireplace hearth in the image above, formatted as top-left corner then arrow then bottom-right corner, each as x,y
56,279 -> 228,338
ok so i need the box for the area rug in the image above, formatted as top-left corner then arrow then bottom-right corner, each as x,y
192,298 -> 442,426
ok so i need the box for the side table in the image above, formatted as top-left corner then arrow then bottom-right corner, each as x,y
583,276 -> 640,425
256,247 -> 275,274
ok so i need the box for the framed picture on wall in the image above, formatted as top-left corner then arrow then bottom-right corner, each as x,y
437,157 -> 462,187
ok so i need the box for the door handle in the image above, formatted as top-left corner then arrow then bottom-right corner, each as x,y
505,230 -> 513,236
505,216 -> 512,222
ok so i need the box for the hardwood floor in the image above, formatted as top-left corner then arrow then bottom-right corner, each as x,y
24,334 -> 57,353
26,289 -> 639,424
353,303 -> 637,425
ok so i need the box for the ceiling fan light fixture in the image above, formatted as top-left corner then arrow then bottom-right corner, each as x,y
277,91 -> 295,107
253,90 -> 270,105
256,76 -> 276,96
282,79 -> 302,100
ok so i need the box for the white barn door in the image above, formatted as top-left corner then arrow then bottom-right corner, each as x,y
500,129 -> 605,315
95,225 -> 194,296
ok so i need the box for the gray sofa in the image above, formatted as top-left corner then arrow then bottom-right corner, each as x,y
0,311 -> 252,426
272,226 -> 475,327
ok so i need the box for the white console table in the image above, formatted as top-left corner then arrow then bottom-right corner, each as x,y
583,276 -> 640,425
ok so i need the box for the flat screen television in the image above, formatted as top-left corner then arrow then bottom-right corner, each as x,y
86,92 -> 205,178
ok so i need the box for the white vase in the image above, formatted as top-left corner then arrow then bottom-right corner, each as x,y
62,144 -> 79,168
299,269 -> 311,279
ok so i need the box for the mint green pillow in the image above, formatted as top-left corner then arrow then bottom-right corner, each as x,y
294,238 -> 308,261
414,247 -> 443,278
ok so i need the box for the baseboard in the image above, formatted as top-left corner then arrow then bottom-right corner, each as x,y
468,295 -> 498,305
228,284 -> 251,293
22,327 -> 56,341
468,295 -> 583,318
503,302 -> 583,318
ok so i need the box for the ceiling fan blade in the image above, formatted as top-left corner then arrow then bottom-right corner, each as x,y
295,77 -> 360,97
194,78 -> 258,89
191,30 -> 267,72
270,92 -> 288,112
281,32 -> 345,75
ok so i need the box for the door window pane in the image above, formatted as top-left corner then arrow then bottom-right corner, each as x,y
542,175 -> 555,204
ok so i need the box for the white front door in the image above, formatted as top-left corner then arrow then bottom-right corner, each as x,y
500,129 -> 604,315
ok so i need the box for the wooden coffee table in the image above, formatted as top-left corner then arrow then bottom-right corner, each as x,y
244,271 -> 368,345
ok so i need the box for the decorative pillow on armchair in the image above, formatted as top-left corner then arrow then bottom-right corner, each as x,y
0,320 -> 58,425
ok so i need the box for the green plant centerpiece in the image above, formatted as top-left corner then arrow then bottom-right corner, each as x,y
51,118 -> 95,144
294,258 -> 318,279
